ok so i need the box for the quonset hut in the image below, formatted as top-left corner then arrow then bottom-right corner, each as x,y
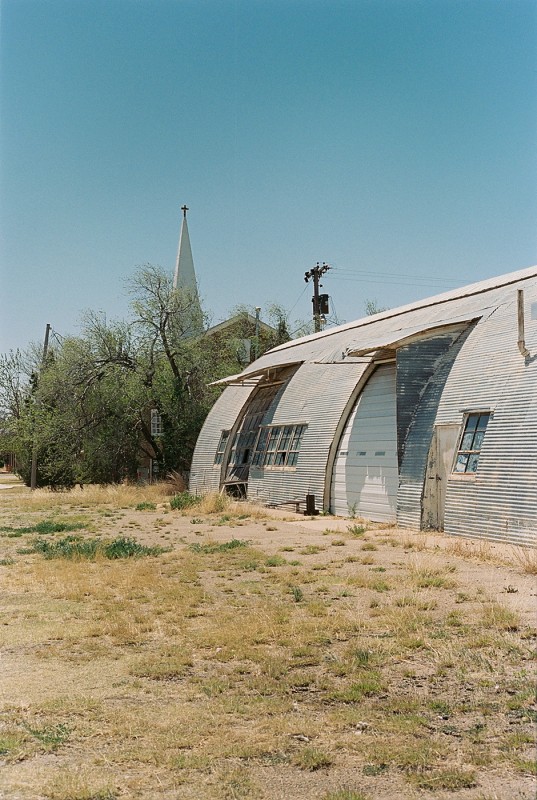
190,267 -> 537,546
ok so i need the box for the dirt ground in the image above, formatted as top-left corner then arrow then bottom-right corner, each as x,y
0,479 -> 535,800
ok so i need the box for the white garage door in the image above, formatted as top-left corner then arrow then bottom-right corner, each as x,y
330,363 -> 398,521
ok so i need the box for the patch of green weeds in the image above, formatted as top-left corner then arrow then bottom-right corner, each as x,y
328,672 -> 384,702
292,747 -> 332,771
135,502 -> 156,511
170,492 -> 202,510
408,768 -> 477,790
29,535 -> 165,560
362,763 -> 388,776
322,791 -> 370,800
347,524 -> 366,536
24,722 -> 70,751
265,555 -> 287,567
300,545 -> 325,555
1,518 -> 87,536
242,560 -> 261,571
290,586 -> 304,602
352,648 -> 372,667
188,539 -> 251,554
429,700 -> 451,718
0,732 -> 25,756
371,579 -> 390,592
513,758 -> 537,775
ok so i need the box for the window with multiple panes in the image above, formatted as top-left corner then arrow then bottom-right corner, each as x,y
214,430 -> 230,465
453,413 -> 490,474
224,385 -> 283,478
150,409 -> 163,437
253,424 -> 306,469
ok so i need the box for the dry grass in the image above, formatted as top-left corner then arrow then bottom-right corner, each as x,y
0,481 -> 175,511
512,545 -> 537,575
0,492 -> 535,800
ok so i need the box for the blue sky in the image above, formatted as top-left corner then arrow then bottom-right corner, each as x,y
1,0 -> 536,352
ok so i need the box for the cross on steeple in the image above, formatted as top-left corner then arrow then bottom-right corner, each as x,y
181,205 -> 189,219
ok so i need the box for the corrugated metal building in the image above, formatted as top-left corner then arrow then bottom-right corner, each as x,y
190,267 -> 537,546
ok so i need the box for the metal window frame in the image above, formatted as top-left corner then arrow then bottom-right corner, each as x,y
253,423 -> 307,470
214,430 -> 230,465
452,411 -> 492,475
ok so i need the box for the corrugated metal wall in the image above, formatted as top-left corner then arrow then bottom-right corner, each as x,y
247,362 -> 367,508
189,384 -> 255,493
438,287 -> 537,545
190,271 -> 537,545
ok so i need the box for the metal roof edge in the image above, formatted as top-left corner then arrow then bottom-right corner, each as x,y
209,361 -> 304,387
346,315 -> 482,357
268,265 -> 537,356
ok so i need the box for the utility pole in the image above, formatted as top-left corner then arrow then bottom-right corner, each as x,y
30,323 -> 52,490
254,307 -> 261,360
305,263 -> 331,333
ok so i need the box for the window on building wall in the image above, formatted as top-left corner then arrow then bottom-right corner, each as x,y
151,409 -> 163,437
453,413 -> 490,474
214,430 -> 230,465
252,424 -> 306,469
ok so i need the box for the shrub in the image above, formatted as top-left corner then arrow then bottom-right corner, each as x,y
291,586 -> 304,602
170,492 -> 202,510
347,524 -> 366,536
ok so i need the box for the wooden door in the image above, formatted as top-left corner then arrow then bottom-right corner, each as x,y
422,424 -> 460,530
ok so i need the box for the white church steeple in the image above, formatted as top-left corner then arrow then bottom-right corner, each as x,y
173,204 -> 204,335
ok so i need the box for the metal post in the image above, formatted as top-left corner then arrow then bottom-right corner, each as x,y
517,289 -> 530,357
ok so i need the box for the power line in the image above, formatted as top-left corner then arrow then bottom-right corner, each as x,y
51,329 -> 64,345
331,266 -> 462,288
330,274 -> 461,290
287,282 -> 309,316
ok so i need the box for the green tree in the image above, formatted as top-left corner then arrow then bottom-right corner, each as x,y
0,265 -> 304,488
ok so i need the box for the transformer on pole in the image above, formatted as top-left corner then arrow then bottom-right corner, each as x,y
305,263 -> 331,332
